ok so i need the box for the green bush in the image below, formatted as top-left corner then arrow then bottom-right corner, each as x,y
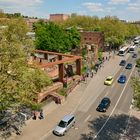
58,88 -> 67,97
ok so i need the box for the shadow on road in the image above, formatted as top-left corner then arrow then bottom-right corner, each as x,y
80,114 -> 140,140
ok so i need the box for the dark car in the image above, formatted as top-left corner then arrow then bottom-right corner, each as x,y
118,75 -> 126,83
119,60 -> 126,66
125,63 -> 132,69
96,97 -> 111,112
132,53 -> 137,58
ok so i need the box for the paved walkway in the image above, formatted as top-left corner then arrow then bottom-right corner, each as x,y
11,52 -> 133,140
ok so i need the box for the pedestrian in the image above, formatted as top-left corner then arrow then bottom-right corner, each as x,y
32,111 -> 37,120
106,56 -> 108,60
83,74 -> 87,83
102,57 -> 105,62
39,110 -> 44,119
95,66 -> 98,73
91,69 -> 94,78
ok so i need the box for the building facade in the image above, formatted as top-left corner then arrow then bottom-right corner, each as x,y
80,31 -> 105,62
49,14 -> 69,22
25,18 -> 48,29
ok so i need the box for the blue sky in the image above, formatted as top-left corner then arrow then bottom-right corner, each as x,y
0,0 -> 140,21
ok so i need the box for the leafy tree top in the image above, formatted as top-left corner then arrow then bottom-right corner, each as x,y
34,21 -> 80,53
0,18 -> 52,111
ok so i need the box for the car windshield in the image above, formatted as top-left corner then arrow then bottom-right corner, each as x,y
120,76 -> 125,79
106,77 -> 112,81
58,120 -> 67,128
101,99 -> 109,105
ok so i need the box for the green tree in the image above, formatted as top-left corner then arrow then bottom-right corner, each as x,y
34,22 -> 80,53
0,18 -> 52,111
61,15 -> 140,50
35,22 -> 67,52
67,26 -> 81,50
131,54 -> 140,109
131,77 -> 140,109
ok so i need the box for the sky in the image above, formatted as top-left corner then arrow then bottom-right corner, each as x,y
0,0 -> 140,21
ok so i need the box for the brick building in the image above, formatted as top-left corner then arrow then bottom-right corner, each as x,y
49,14 -> 69,22
80,31 -> 105,61
25,18 -> 48,29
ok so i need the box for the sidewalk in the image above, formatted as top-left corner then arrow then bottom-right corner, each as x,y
12,52 -> 129,140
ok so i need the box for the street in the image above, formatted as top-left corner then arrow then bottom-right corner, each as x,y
13,52 -> 140,140
45,53 -> 139,140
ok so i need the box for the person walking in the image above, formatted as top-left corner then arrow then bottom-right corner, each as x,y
32,111 -> 37,120
91,69 -> 94,78
39,110 -> 44,119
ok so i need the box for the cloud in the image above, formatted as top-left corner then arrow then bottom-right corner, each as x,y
105,7 -> 116,12
108,0 -> 130,4
0,0 -> 44,17
0,0 -> 43,7
127,1 -> 140,12
82,2 -> 103,12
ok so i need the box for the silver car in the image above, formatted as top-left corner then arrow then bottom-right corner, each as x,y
53,114 -> 75,136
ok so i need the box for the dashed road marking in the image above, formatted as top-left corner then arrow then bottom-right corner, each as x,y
112,83 -> 115,88
105,91 -> 109,97
84,114 -> 91,122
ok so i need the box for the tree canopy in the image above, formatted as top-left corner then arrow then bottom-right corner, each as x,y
34,21 -> 81,53
132,57 -> 140,109
61,15 -> 140,49
0,18 -> 52,111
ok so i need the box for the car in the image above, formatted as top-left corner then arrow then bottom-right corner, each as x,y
104,76 -> 114,85
125,63 -> 132,69
96,97 -> 111,112
132,53 -> 137,58
118,75 -> 126,83
119,60 -> 126,66
53,114 -> 75,136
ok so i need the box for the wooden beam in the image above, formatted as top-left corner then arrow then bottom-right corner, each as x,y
38,56 -> 81,68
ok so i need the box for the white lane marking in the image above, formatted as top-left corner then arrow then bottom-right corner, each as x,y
94,64 -> 135,139
112,83 -> 115,88
105,91 -> 109,97
84,115 -> 91,122
39,130 -> 52,140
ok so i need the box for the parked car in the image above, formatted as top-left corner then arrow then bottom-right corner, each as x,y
132,53 -> 137,58
125,63 -> 132,69
118,75 -> 126,83
119,60 -> 126,66
104,76 -> 114,85
96,97 -> 111,112
53,114 -> 75,136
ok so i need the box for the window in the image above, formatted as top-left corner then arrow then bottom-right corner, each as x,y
68,117 -> 74,125
58,120 -> 67,128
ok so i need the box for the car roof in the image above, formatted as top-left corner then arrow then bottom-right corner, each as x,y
102,97 -> 110,101
120,75 -> 126,77
121,60 -> 126,62
61,114 -> 75,122
106,76 -> 113,79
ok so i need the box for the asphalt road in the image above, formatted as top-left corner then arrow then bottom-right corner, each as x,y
46,53 -> 137,140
